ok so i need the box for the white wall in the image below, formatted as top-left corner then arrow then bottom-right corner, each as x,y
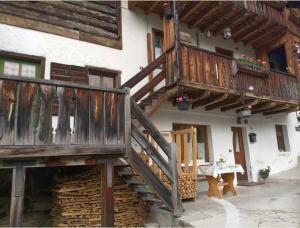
150,103 -> 300,182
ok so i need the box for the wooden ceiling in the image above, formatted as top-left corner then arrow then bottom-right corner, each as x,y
129,1 -> 287,48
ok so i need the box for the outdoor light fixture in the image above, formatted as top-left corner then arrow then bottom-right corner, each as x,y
206,30 -> 212,38
239,108 -> 251,118
248,86 -> 254,91
224,27 -> 231,39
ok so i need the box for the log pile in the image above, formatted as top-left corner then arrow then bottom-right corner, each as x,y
51,166 -> 148,227
178,173 -> 197,200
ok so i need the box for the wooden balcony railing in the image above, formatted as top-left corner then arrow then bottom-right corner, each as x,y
180,44 -> 234,91
0,75 -> 131,158
179,44 -> 299,103
238,1 -> 287,27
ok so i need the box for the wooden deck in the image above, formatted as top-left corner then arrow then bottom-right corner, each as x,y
0,75 -> 131,159
178,44 -> 299,114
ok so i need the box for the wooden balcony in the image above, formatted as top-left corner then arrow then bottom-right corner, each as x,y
129,1 -> 288,47
0,75 -> 131,159
178,44 -> 299,114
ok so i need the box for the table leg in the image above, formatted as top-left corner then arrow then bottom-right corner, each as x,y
206,176 -> 222,199
221,173 -> 237,195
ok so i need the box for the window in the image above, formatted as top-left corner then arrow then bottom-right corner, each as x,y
88,67 -> 120,88
173,123 -> 210,162
0,51 -> 44,78
268,45 -> 288,73
275,125 -> 290,152
153,29 -> 163,59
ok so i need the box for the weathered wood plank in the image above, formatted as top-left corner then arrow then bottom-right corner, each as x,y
9,166 -> 26,227
15,82 -> 38,145
36,85 -> 55,145
101,161 -> 114,227
0,80 -> 18,145
55,87 -> 73,144
74,89 -> 89,144
0,144 -> 125,158
105,92 -> 118,144
89,91 -> 105,144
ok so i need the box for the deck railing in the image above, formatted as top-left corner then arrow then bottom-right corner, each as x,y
179,44 -> 299,103
180,44 -> 234,91
237,1 -> 287,26
0,75 -> 131,158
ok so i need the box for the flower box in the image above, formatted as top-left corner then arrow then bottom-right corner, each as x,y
237,61 -> 269,78
175,95 -> 190,111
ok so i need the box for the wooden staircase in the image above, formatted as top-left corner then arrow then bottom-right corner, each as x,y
118,52 -> 183,216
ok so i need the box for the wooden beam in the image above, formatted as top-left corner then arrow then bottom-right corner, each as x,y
249,25 -> 285,46
9,165 -> 26,227
212,8 -> 247,35
251,102 -> 277,114
180,1 -> 206,21
203,3 -> 234,32
263,106 -> 299,115
199,3 -> 232,31
101,161 -> 114,227
230,13 -> 256,35
128,0 -> 138,9
241,22 -> 273,44
191,90 -> 211,103
146,1 -> 159,14
191,2 -> 219,27
221,99 -> 258,112
252,29 -> 286,48
205,96 -> 241,111
192,93 -> 228,109
233,18 -> 266,42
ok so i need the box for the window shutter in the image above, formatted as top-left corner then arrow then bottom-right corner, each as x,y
50,63 -> 88,84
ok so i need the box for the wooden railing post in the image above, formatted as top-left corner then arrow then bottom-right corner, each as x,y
170,143 -> 183,217
101,160 -> 114,227
9,165 -> 26,227
124,88 -> 131,157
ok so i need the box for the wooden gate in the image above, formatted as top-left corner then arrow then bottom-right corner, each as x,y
171,127 -> 197,200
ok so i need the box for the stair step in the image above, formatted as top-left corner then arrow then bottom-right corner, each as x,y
135,185 -> 156,194
142,196 -> 162,204
127,178 -> 143,185
118,171 -> 137,178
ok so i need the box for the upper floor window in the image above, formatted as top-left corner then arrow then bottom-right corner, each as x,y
88,67 -> 120,88
153,29 -> 163,59
0,51 -> 44,78
275,125 -> 290,152
268,45 -> 288,73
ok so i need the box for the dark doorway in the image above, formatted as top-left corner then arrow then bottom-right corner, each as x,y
268,45 -> 288,73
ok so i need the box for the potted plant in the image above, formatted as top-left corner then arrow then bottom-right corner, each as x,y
258,166 -> 271,183
175,94 -> 190,111
216,154 -> 226,166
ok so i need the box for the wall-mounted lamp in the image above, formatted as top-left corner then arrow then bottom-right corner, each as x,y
224,27 -> 231,39
206,30 -> 212,39
249,133 -> 257,143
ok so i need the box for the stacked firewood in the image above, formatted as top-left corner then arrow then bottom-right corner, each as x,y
51,166 -> 148,227
162,172 -> 197,200
178,173 -> 197,200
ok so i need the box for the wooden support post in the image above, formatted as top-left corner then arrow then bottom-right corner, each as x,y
170,143 -> 183,217
101,160 -> 114,227
9,165 -> 26,227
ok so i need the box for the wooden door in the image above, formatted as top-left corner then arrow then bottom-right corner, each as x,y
232,127 -> 248,181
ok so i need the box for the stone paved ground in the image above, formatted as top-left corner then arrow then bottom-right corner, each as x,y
179,165 -> 300,228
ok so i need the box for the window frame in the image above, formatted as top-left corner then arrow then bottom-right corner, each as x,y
275,124 -> 289,152
152,28 -> 164,61
86,66 -> 121,88
0,50 -> 45,79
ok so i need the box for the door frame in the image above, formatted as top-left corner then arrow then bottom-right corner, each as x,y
231,127 -> 251,182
